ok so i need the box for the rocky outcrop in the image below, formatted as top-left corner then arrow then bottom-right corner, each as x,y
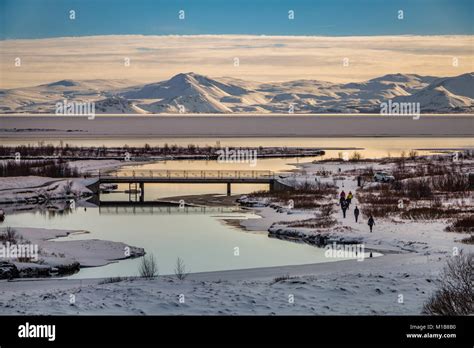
2,261 -> 81,279
0,261 -> 19,279
0,251 -> 85,279
237,196 -> 269,207
16,264 -> 52,278
268,224 -> 362,247
53,261 -> 81,276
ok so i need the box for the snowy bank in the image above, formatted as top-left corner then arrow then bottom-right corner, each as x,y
0,227 -> 145,279
0,176 -> 97,204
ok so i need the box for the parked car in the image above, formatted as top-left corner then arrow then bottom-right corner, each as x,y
374,172 -> 395,182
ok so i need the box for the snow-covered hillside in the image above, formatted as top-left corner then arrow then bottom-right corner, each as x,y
1,72 -> 472,114
393,86 -> 473,112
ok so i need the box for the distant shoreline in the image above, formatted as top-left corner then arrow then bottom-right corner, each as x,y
0,115 -> 472,138
2,113 -> 473,117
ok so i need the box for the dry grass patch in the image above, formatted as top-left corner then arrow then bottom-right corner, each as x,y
248,182 -> 337,210
445,216 -> 474,233
423,252 -> 473,315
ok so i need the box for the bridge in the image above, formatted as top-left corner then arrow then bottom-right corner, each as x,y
89,169 -> 288,202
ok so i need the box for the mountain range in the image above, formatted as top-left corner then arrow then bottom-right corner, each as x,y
1,72 -> 472,114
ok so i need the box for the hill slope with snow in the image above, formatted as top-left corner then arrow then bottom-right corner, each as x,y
1,72 -> 472,114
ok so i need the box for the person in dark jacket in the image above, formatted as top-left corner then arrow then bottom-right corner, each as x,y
339,196 -> 345,207
368,215 -> 375,232
341,199 -> 349,218
339,191 -> 348,207
354,206 -> 360,222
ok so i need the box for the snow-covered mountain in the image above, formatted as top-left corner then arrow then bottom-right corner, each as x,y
1,72 -> 472,114
425,73 -> 474,99
95,96 -> 145,114
0,79 -> 136,114
122,72 -> 255,113
122,72 -> 250,100
368,73 -> 437,93
391,73 -> 474,112
142,94 -> 233,113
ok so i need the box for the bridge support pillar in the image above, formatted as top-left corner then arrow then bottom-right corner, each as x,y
270,179 -> 292,192
227,182 -> 231,196
269,180 -> 275,192
139,182 -> 145,202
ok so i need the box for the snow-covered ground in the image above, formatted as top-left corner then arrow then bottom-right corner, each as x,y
247,161 -> 470,253
67,159 -> 124,173
0,159 -> 128,203
0,253 -> 445,315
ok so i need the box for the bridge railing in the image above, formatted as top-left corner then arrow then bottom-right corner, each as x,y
94,169 -> 276,180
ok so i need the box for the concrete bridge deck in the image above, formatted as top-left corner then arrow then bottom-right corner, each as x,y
95,169 -> 276,182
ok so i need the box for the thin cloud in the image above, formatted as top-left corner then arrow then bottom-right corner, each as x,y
1,34 -> 472,88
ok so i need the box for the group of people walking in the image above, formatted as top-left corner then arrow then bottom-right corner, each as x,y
339,190 -> 353,218
339,190 -> 375,232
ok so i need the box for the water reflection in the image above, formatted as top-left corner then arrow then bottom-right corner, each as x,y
3,204 -> 351,278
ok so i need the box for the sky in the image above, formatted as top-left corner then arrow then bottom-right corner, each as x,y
1,35 -> 473,88
1,0 -> 473,39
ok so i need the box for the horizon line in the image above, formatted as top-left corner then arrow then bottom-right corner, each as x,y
2,33 -> 474,42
